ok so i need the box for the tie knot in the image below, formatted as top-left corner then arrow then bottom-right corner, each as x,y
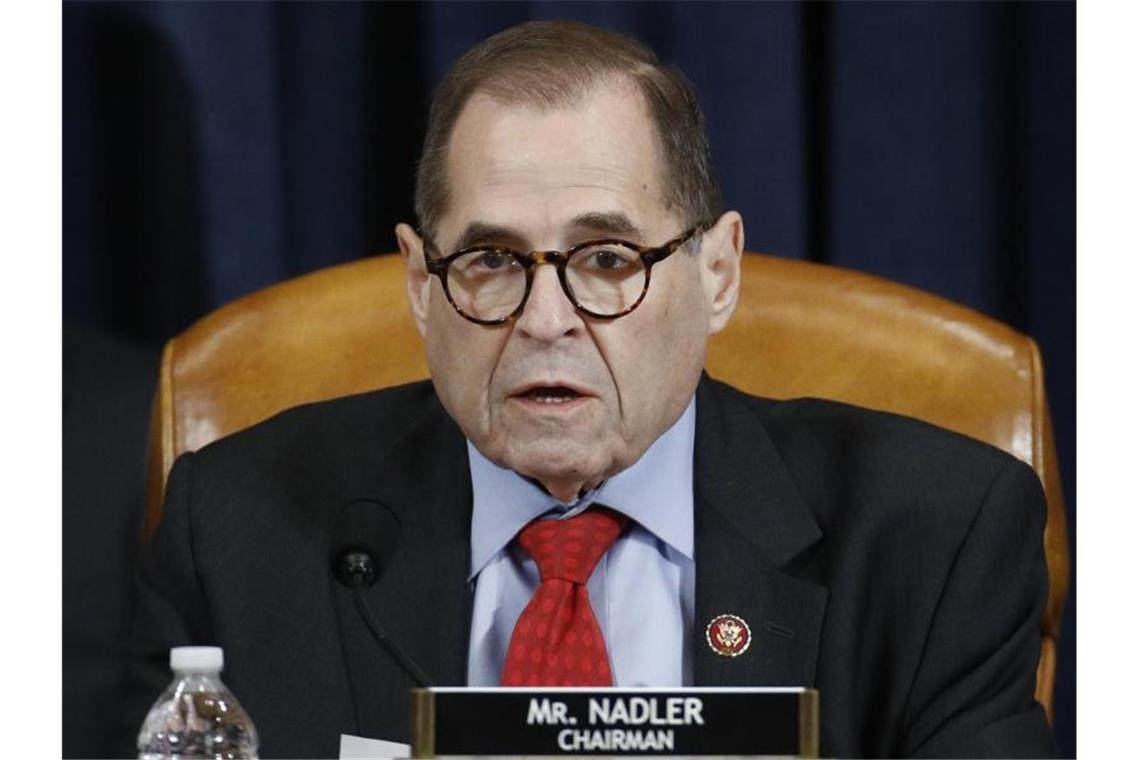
517,507 -> 628,584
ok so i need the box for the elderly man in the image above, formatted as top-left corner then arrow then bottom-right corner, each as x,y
126,20 -> 1055,758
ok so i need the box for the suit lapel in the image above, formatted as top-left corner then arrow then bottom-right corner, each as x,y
693,376 -> 829,688
329,393 -> 472,741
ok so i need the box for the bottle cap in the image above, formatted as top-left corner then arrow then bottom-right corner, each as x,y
170,646 -> 224,672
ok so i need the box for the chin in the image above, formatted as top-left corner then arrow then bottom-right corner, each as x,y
503,439 -> 613,491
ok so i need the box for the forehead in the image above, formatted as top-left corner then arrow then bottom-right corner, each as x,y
440,81 -> 672,245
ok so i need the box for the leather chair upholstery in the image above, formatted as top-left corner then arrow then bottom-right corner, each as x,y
145,252 -> 1069,718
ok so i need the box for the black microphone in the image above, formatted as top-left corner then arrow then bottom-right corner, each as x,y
332,498 -> 432,688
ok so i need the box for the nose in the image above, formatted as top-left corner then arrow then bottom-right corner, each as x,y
514,262 -> 582,342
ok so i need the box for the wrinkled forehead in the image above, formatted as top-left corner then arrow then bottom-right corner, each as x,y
438,81 -> 676,247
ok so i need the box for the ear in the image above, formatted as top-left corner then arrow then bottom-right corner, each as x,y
396,222 -> 430,338
699,211 -> 744,335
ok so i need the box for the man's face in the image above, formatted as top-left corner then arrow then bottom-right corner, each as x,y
399,80 -> 742,501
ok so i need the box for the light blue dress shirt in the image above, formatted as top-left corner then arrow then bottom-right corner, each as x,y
466,397 -> 697,687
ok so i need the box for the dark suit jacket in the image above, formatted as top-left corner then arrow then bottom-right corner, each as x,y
124,376 -> 1056,758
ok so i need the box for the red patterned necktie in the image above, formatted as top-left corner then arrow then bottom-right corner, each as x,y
501,507 -> 629,686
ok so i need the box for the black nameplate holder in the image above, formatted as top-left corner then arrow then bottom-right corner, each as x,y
411,687 -> 818,757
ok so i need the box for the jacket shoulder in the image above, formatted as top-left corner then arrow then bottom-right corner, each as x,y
174,379 -> 459,508
701,377 -> 1043,531
193,379 -> 441,461
711,377 -> 1024,476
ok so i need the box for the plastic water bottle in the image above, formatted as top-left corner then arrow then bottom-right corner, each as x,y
137,646 -> 259,759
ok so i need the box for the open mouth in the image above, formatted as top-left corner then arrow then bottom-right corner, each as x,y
515,385 -> 585,405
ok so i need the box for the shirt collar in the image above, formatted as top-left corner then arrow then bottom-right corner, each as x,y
467,396 -> 696,579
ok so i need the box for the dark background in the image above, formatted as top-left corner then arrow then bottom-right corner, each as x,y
62,2 -> 1075,757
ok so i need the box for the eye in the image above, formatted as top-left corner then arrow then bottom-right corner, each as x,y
474,250 -> 512,271
581,246 -> 638,271
454,250 -> 518,275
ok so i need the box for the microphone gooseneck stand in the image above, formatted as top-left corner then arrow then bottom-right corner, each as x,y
344,567 -> 432,689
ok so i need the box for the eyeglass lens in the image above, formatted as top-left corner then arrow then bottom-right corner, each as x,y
446,243 -> 648,321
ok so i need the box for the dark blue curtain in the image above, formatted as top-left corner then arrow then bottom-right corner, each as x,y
62,2 -> 1075,757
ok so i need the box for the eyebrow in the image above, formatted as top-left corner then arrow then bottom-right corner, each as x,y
567,211 -> 644,241
449,212 -> 646,253
451,222 -> 524,252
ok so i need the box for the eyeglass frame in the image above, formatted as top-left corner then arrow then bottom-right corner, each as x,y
421,226 -> 703,325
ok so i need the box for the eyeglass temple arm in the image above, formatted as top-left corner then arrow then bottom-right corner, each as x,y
642,226 -> 702,265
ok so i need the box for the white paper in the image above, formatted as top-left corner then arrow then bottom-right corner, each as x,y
338,733 -> 411,759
